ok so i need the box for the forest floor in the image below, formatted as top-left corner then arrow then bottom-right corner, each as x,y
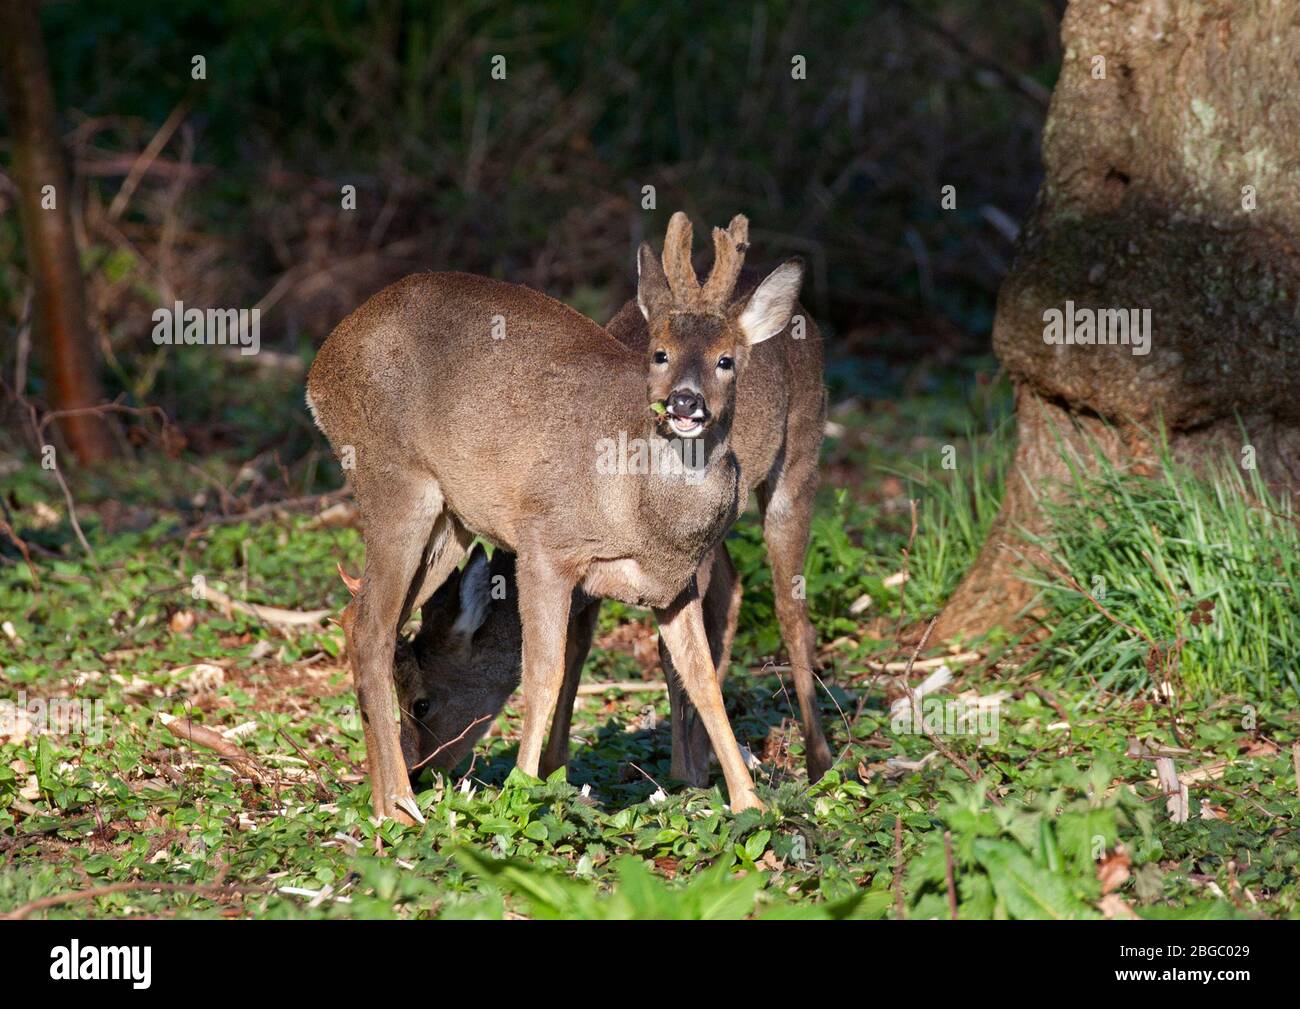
1,363 -> 1296,919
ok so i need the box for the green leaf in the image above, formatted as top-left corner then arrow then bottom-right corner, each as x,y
973,839 -> 1099,920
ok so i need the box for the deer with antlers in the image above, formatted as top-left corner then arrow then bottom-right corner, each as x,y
308,212 -> 806,820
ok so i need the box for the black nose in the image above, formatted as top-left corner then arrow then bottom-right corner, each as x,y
667,389 -> 705,416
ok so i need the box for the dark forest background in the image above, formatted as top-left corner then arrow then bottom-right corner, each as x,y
0,0 -> 1060,460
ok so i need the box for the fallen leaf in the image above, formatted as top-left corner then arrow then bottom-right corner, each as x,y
1099,893 -> 1139,919
1097,846 -> 1132,895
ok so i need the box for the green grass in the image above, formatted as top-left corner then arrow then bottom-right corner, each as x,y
1025,439 -> 1300,700
1,388 -> 1298,919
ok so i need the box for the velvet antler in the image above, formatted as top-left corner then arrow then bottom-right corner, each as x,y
661,211 -> 702,304
701,214 -> 749,308
659,211 -> 750,312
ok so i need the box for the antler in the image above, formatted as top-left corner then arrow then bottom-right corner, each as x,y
661,211 -> 701,304
701,214 -> 749,308
659,211 -> 750,312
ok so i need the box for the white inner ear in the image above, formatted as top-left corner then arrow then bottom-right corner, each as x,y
738,261 -> 803,345
452,552 -> 492,638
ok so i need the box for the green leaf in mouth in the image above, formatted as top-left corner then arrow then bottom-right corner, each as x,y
650,401 -> 667,416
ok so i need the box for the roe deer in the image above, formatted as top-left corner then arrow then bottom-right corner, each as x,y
388,223 -> 829,790
342,545 -> 522,774
600,248 -> 829,782
307,211 -> 802,821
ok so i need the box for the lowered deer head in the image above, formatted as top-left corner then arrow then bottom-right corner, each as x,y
343,546 -> 520,778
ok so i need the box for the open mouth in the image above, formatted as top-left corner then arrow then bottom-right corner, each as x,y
665,406 -> 707,438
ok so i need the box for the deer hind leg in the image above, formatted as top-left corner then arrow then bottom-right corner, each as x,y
668,543 -> 742,786
759,466 -> 833,782
540,597 -> 601,779
345,476 -> 446,824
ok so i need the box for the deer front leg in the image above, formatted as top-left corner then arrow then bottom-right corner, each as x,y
343,593 -> 419,826
656,589 -> 763,813
540,598 -> 600,779
514,553 -> 574,778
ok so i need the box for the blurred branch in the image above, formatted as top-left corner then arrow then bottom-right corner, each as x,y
887,0 -> 1052,110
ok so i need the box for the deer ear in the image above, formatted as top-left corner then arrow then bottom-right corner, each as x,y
451,545 -> 492,640
637,242 -> 672,321
737,258 -> 804,345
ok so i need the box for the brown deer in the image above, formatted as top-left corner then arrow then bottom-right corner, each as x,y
385,222 -> 831,790
307,212 -> 801,821
603,250 -> 830,783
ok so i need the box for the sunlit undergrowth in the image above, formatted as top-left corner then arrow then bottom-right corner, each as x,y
1027,444 -> 1300,701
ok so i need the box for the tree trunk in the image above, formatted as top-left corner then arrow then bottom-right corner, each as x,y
0,0 -> 115,463
937,0 -> 1300,641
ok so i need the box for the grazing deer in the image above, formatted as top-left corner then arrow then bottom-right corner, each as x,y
342,546 -> 522,775
308,212 -> 802,821
386,223 -> 830,790
369,541 -> 732,786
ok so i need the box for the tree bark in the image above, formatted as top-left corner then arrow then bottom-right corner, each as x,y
936,0 -> 1300,641
0,0 -> 115,462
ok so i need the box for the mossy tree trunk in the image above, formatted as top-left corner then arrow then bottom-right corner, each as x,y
936,0 -> 1300,641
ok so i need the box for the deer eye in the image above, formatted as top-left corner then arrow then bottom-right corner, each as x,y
717,355 -> 734,371
412,699 -> 431,719
653,349 -> 669,365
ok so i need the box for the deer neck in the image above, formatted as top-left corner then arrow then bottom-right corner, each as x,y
631,409 -> 740,540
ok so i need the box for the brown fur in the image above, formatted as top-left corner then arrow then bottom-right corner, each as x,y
397,249 -> 830,787
307,212 -> 804,820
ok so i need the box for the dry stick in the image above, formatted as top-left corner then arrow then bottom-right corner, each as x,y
887,0 -> 1051,109
175,489 -> 351,541
191,581 -> 331,628
892,499 -> 919,653
575,680 -> 667,696
1293,743 -> 1300,802
276,727 -> 333,797
158,713 -> 264,782
627,761 -> 668,798
107,98 -> 192,221
22,400 -> 172,563
898,617 -> 994,801
943,830 -> 958,920
1198,780 -> 1281,821
863,651 -> 982,673
1034,548 -> 1187,748
0,514 -> 41,589
892,815 -> 906,919
1,877 -> 263,920
407,714 -> 494,773
48,459 -> 95,562
1138,547 -> 1190,747
1026,683 -> 1069,723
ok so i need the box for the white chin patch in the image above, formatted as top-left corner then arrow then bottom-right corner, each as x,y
668,415 -> 705,438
